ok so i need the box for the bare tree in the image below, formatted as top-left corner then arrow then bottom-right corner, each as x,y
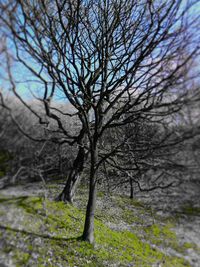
0,0 -> 199,243
100,119 -> 192,198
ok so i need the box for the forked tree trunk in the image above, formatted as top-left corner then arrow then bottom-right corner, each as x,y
82,147 -> 98,244
56,170 -> 81,203
56,145 -> 86,203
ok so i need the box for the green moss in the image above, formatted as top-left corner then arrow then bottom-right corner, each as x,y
182,205 -> 200,216
14,251 -> 31,266
144,222 -> 176,245
41,197 -> 191,266
115,195 -> 152,223
116,196 -> 195,258
122,209 -> 143,224
0,195 -> 192,267
116,195 -> 149,209
143,221 -> 198,256
95,207 -> 121,224
28,244 -> 34,251
94,220 -> 190,266
44,201 -> 189,266
182,242 -> 197,250
3,245 -> 13,253
97,191 -> 104,198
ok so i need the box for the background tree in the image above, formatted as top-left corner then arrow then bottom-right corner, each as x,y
99,115 -> 198,199
0,0 -> 199,243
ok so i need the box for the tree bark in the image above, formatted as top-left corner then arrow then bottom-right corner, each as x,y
56,170 -> 81,203
82,175 -> 97,243
130,177 -> 134,199
56,145 -> 86,203
82,146 -> 98,244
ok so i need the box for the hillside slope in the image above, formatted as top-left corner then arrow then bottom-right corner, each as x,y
0,181 -> 199,267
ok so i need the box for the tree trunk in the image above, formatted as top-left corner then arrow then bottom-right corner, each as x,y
82,174 -> 97,243
130,177 -> 134,199
56,145 -> 86,203
56,170 -> 81,203
82,146 -> 98,244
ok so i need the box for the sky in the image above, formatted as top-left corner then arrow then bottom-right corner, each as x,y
0,0 -> 199,105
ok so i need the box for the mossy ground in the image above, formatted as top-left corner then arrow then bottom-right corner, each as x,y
0,183 -> 199,266
181,204 -> 200,216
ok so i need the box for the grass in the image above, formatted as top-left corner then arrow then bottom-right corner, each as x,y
114,195 -> 199,257
0,193 -> 194,267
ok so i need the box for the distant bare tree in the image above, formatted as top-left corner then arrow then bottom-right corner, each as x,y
100,118 -> 192,198
0,0 -> 199,243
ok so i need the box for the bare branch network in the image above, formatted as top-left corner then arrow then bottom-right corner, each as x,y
0,0 -> 199,243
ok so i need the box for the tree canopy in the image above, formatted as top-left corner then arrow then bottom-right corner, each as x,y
0,0 -> 199,243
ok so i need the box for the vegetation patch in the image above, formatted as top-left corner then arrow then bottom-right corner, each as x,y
0,195 -> 192,266
115,195 -> 151,213
181,204 -> 200,216
144,222 -> 178,248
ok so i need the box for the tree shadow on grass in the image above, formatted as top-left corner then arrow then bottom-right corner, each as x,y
0,196 -> 29,204
0,224 -> 81,243
0,196 -> 47,217
0,196 -> 84,243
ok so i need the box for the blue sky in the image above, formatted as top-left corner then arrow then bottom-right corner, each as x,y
0,0 -> 199,103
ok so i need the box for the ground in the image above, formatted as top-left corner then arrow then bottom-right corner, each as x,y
0,180 -> 199,267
